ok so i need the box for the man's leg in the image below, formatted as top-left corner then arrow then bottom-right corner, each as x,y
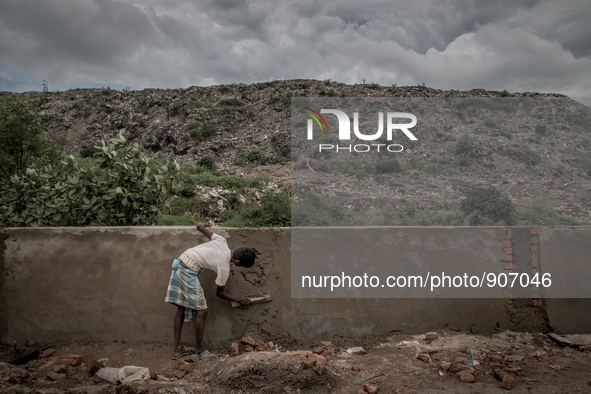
194,309 -> 208,354
173,305 -> 185,357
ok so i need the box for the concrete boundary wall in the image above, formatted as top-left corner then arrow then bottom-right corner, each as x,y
1,227 -> 590,346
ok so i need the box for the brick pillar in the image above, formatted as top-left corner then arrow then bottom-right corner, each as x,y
504,227 -> 550,332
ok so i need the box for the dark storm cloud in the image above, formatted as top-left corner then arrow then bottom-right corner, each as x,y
0,0 -> 156,65
0,0 -> 589,96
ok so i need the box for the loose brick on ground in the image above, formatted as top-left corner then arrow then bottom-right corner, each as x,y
363,383 -> 379,394
56,355 -> 83,366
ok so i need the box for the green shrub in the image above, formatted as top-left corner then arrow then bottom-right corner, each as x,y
200,122 -> 215,138
257,83 -> 266,90
280,143 -> 291,159
218,86 -> 230,93
141,106 -> 150,114
188,99 -> 205,109
518,200 -> 586,226
0,137 -> 179,226
245,148 -> 266,162
292,194 -> 353,226
455,135 -> 478,166
375,159 -> 402,174
223,192 -> 291,227
535,124 -> 548,135
218,98 -> 243,107
188,121 -> 215,140
196,155 -> 215,170
499,129 -> 513,140
519,145 -> 542,166
562,149 -> 591,175
79,145 -> 95,158
460,186 -> 516,225
496,89 -> 511,97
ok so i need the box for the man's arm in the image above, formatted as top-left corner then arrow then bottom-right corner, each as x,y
196,222 -> 214,240
216,285 -> 253,306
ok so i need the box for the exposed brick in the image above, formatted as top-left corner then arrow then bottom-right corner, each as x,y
531,260 -> 538,268
351,365 -> 362,372
531,228 -> 543,235
506,254 -> 513,262
231,342 -> 239,355
417,354 -> 430,363
56,355 -> 83,366
173,370 -> 186,379
486,352 -> 504,363
245,346 -> 254,352
241,336 -> 257,346
503,262 -> 513,270
301,358 -> 316,369
531,245 -> 538,253
532,268 -> 538,276
286,350 -> 313,357
149,369 -> 157,379
363,384 -> 379,394
466,367 -> 475,374
47,372 -> 66,381
188,355 -> 200,363
459,370 -> 475,382
505,228 -> 512,239
505,240 -> 512,248
349,347 -> 366,355
440,362 -> 452,371
531,253 -> 538,262
106,379 -> 118,385
180,363 -> 195,372
504,247 -> 513,255
530,237 -> 538,245
501,375 -> 517,389
256,341 -> 274,352
307,353 -> 326,366
532,299 -> 542,307
86,360 -> 103,374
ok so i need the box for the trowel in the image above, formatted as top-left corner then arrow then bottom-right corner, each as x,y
230,292 -> 272,308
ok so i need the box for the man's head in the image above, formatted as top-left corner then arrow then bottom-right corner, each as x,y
232,247 -> 256,268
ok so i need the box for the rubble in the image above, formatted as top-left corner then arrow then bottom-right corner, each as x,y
1,329 -> 590,392
5,82 -> 590,226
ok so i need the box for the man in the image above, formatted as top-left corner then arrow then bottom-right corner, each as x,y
165,222 -> 255,359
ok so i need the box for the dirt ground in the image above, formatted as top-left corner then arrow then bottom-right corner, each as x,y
1,330 -> 590,394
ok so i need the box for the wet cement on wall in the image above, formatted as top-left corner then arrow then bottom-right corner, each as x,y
0,227 -> 589,346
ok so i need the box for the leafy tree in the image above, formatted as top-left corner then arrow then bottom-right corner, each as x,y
0,136 -> 179,227
0,96 -> 64,178
460,186 -> 516,225
0,97 -> 44,177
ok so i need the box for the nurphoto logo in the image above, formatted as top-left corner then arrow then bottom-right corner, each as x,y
304,107 -> 417,153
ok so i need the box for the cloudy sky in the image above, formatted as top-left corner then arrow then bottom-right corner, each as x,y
1,0 -> 590,97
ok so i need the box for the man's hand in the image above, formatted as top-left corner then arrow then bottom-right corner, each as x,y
196,222 -> 210,230
238,297 -> 252,306
196,222 -> 213,240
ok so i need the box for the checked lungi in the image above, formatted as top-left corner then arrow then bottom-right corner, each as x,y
165,259 -> 207,321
